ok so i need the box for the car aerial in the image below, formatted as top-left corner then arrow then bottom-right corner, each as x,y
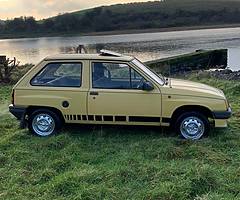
9,50 -> 232,140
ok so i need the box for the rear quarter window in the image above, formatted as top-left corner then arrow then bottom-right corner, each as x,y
31,62 -> 82,87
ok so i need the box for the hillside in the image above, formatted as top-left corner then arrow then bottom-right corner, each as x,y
1,0 -> 240,38
0,74 -> 240,199
48,0 -> 240,32
73,0 -> 240,15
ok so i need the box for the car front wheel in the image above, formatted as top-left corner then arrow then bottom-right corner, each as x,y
28,109 -> 61,137
175,112 -> 210,140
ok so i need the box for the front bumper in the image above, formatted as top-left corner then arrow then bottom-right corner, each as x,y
9,104 -> 26,120
213,107 -> 232,119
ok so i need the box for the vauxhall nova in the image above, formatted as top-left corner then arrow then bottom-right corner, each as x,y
9,50 -> 232,140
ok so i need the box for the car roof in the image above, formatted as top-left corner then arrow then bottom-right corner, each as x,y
44,53 -> 134,62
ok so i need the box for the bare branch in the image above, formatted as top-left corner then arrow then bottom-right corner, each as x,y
0,56 -> 20,83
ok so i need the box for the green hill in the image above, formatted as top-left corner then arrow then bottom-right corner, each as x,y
2,0 -> 240,38
59,0 -> 240,31
73,0 -> 240,14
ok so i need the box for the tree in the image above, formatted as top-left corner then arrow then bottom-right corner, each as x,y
3,16 -> 38,33
42,19 -> 55,32
25,16 -> 38,31
53,14 -> 80,32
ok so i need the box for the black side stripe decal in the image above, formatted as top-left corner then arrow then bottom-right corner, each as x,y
88,115 -> 94,121
115,116 -> 126,122
64,115 -> 162,123
95,115 -> 102,121
129,116 -> 160,123
103,116 -> 114,121
162,118 -> 171,123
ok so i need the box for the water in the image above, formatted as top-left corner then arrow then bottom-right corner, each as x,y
0,27 -> 240,71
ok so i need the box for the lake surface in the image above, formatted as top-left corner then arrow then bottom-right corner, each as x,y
0,27 -> 240,71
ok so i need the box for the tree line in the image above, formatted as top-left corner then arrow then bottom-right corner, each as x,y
1,6 -> 240,35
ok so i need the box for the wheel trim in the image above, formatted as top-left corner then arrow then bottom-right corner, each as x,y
32,113 -> 55,136
180,116 -> 205,140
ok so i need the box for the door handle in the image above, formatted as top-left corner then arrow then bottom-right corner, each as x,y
90,91 -> 99,96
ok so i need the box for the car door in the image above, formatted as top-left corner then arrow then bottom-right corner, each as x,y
87,60 -> 162,125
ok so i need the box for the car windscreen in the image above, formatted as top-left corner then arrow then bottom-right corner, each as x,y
131,59 -> 165,85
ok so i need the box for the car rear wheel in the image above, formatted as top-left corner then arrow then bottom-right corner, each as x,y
175,112 -> 210,140
28,109 -> 61,137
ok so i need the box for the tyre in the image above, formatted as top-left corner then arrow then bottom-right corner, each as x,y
175,112 -> 210,140
28,109 -> 62,137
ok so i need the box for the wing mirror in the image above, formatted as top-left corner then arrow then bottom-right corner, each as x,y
142,81 -> 154,91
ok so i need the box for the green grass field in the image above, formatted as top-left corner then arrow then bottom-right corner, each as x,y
0,76 -> 240,199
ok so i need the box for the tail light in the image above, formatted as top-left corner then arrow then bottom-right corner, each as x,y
11,89 -> 15,105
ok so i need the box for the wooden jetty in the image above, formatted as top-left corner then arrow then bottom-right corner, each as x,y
145,49 -> 228,76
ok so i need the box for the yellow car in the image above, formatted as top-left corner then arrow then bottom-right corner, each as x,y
9,50 -> 232,140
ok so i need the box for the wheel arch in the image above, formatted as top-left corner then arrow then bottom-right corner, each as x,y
26,106 -> 65,123
171,105 -> 214,125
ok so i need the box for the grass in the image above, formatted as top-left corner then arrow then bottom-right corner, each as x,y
0,76 -> 240,200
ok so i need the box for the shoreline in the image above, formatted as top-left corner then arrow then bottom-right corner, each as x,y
85,24 -> 240,37
1,23 -> 240,40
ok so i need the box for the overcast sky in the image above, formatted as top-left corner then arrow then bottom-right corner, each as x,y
0,0 -> 152,20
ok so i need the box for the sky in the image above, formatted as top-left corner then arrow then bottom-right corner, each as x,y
0,0 -> 151,20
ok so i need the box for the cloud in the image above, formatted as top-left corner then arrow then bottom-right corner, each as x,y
0,0 -> 151,20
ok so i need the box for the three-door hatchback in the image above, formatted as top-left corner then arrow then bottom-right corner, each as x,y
9,50 -> 232,140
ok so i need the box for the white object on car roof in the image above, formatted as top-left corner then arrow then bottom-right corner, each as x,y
100,49 -> 123,57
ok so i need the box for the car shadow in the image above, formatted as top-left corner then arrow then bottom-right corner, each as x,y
62,123 -> 177,138
61,123 -> 228,140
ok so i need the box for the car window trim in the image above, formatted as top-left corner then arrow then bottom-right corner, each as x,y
30,62 -> 83,88
91,61 -> 148,90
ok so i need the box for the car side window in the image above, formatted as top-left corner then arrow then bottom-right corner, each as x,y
92,62 -> 145,89
31,63 -> 82,87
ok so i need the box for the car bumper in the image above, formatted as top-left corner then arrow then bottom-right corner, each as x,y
9,104 -> 26,120
213,108 -> 232,119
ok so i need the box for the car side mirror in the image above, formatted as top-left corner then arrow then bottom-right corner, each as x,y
142,81 -> 154,91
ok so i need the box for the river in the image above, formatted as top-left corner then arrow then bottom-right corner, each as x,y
0,27 -> 240,71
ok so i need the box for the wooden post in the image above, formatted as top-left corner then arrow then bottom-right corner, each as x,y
76,45 -> 87,54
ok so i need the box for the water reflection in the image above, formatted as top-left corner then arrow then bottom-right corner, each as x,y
0,27 -> 240,70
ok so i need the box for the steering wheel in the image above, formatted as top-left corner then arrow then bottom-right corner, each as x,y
137,78 -> 145,89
